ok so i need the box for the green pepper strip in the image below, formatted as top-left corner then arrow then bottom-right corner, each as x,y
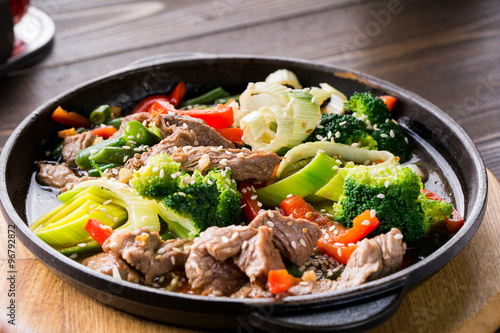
182,87 -> 230,106
106,117 -> 124,130
89,105 -> 112,125
124,120 -> 161,146
90,147 -> 136,165
88,163 -> 117,177
75,137 -> 126,169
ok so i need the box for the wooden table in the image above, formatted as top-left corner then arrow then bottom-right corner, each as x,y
1,0 -> 499,332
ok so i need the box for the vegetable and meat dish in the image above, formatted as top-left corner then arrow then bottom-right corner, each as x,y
29,69 -> 464,298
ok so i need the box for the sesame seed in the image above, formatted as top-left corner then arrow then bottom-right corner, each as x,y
351,143 -> 359,147
152,166 -> 159,172
300,239 -> 307,247
242,241 -> 248,250
231,232 -> 239,240
287,194 -> 293,198
178,192 -> 186,197
123,156 -> 129,163
128,140 -> 137,145
348,243 -> 355,247
122,145 -> 131,150
324,233 -> 330,240
394,233 -> 404,240
337,248 -> 342,257
291,241 -> 297,249
302,228 -> 308,234
237,152 -> 245,158
305,212 -> 312,219
112,169 -> 118,175
326,213 -> 334,218
316,123 -> 323,129
404,137 -> 409,144
328,226 -> 336,231
327,131 -> 332,139
377,193 -> 385,199
171,256 -> 176,265
78,243 -> 87,248
390,130 -> 395,138
220,158 -> 227,166
370,210 -> 377,218
333,230 -> 339,235
69,253 -> 78,259
339,121 -> 347,126
385,119 -> 390,123
222,236 -> 229,243
257,201 -> 263,207
267,221 -> 275,228
316,135 -> 323,141
335,131 -> 341,138
240,203 -> 247,208
287,221 -> 294,226
361,220 -> 371,226
90,204 -> 97,209
159,169 -> 165,178
385,180 -> 390,188
392,119 -> 399,125
106,214 -> 112,220
154,255 -> 162,260
334,242 -> 344,247
268,211 -> 274,218
183,123 -> 188,129
380,133 -> 389,138
136,133 -> 142,139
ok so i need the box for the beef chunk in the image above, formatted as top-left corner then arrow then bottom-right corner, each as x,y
36,162 -> 79,188
285,228 -> 406,296
250,211 -> 322,266
103,228 -> 192,285
185,226 -> 256,296
170,147 -> 281,182
82,252 -> 140,283
159,113 -> 235,148
234,226 -> 284,285
62,132 -> 95,167
232,283 -> 273,298
338,228 -> 406,285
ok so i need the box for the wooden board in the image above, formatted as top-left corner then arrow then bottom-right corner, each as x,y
0,170 -> 499,333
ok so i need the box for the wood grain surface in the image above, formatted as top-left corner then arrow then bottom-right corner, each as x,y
0,170 -> 498,333
1,0 -> 499,332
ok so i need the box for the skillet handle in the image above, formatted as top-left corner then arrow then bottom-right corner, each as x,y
248,280 -> 408,333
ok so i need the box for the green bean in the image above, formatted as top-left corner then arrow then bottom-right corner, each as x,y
89,105 -> 112,125
106,117 -> 124,130
124,120 -> 161,146
50,140 -> 64,157
182,87 -> 230,106
88,163 -> 117,177
75,137 -> 126,169
90,147 -> 136,166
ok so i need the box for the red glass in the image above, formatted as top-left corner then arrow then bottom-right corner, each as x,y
9,0 -> 29,25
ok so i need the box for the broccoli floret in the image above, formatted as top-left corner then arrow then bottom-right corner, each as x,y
419,194 -> 453,233
130,153 -> 182,200
333,164 -> 452,245
305,113 -> 378,150
162,169 -> 242,238
344,91 -> 392,127
344,92 -> 411,160
372,121 -> 411,160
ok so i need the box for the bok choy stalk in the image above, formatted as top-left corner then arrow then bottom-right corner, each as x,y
275,141 -> 396,178
255,151 -> 339,207
30,178 -> 160,254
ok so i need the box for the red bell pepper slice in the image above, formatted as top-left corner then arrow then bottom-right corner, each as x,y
280,195 -> 341,230
335,210 -> 380,244
84,218 -> 114,246
421,189 -> 464,233
318,242 -> 357,265
131,82 -> 187,114
92,125 -> 118,139
52,106 -> 91,128
216,128 -> 244,144
238,181 -> 264,220
379,95 -> 397,111
150,101 -> 234,129
267,269 -> 299,294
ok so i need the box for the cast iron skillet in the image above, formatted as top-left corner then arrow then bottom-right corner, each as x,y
0,54 -> 488,332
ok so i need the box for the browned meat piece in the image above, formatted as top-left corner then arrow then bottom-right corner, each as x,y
234,226 -> 285,285
250,211 -> 322,266
102,228 -> 192,285
171,147 -> 281,182
160,113 -> 235,148
185,226 -> 256,296
36,162 -> 79,188
232,283 -> 273,298
338,228 -> 406,285
82,252 -> 140,283
285,228 -> 406,296
62,132 -> 95,167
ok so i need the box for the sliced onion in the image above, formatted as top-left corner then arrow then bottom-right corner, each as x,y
265,69 -> 302,89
